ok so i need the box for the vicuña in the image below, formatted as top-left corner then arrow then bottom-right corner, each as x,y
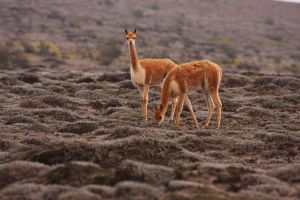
125,29 -> 178,121
153,60 -> 222,129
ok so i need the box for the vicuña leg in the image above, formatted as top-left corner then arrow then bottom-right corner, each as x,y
169,97 -> 177,122
142,84 -> 150,121
210,90 -> 222,128
204,91 -> 214,128
174,94 -> 186,128
184,97 -> 199,129
137,85 -> 144,120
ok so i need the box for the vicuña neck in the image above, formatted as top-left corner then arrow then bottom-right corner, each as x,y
128,43 -> 139,71
160,79 -> 171,117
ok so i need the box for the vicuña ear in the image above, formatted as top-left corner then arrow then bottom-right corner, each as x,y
154,105 -> 160,110
125,29 -> 128,34
133,28 -> 136,34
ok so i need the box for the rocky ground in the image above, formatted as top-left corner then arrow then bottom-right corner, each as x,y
0,66 -> 299,199
0,0 -> 300,199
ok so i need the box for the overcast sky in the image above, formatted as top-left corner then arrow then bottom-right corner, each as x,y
274,0 -> 300,3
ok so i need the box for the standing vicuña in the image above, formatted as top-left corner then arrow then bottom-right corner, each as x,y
125,29 -> 178,121
153,60 -> 222,129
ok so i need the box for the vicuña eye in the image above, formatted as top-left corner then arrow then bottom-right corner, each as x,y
159,116 -> 162,120
133,37 -> 136,39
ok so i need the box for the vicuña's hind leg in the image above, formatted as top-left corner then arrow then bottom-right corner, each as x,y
210,90 -> 222,128
184,97 -> 199,129
174,94 -> 186,128
204,91 -> 214,128
142,84 -> 150,121
169,97 -> 177,122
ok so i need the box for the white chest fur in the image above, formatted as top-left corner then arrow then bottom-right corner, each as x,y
130,66 -> 145,86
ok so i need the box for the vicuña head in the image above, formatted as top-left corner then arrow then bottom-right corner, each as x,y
125,28 -> 136,45
153,104 -> 164,126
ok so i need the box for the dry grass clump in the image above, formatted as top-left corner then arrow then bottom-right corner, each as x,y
97,73 -> 130,82
59,121 -> 98,134
268,164 -> 300,183
0,161 -> 49,189
223,75 -> 249,87
57,189 -> 102,200
5,115 -> 35,125
40,95 -> 79,109
18,74 -> 40,84
237,106 -> 273,118
32,109 -> 80,122
39,40 -> 62,59
45,161 -> 103,187
0,42 -> 30,68
115,181 -> 162,200
0,183 -> 72,200
115,160 -> 176,185
29,143 -> 97,165
105,126 -> 142,140
0,76 -> 19,86
253,76 -> 300,92
20,99 -> 47,109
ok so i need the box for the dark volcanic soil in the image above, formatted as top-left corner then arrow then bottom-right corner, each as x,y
0,66 -> 299,200
0,0 -> 300,199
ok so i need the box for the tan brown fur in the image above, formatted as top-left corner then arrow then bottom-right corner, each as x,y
153,60 -> 222,129
125,29 -> 178,121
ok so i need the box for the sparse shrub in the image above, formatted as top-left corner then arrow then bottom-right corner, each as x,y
21,40 -> 37,54
18,74 -> 40,84
264,18 -> 274,25
115,160 -> 176,185
97,73 -> 130,82
237,62 -> 260,71
149,4 -> 159,10
0,44 -> 11,67
221,44 -> 237,60
0,43 -> 30,68
76,77 -> 96,83
224,76 -> 248,87
104,0 -> 113,6
106,126 -> 141,139
5,115 -> 35,125
20,99 -> 46,109
39,40 -> 62,59
89,100 -> 104,110
33,109 -> 79,122
45,162 -> 102,186
290,53 -> 300,61
266,34 -> 283,42
133,9 -> 144,18
104,99 -> 121,108
59,121 -> 98,134
47,10 -> 66,23
0,161 -> 49,189
98,39 -> 122,65
10,52 -> 30,67
115,181 -> 161,200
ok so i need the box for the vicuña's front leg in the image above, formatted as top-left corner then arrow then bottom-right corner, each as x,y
137,85 -> 144,120
184,97 -> 199,129
142,84 -> 150,121
174,94 -> 186,128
